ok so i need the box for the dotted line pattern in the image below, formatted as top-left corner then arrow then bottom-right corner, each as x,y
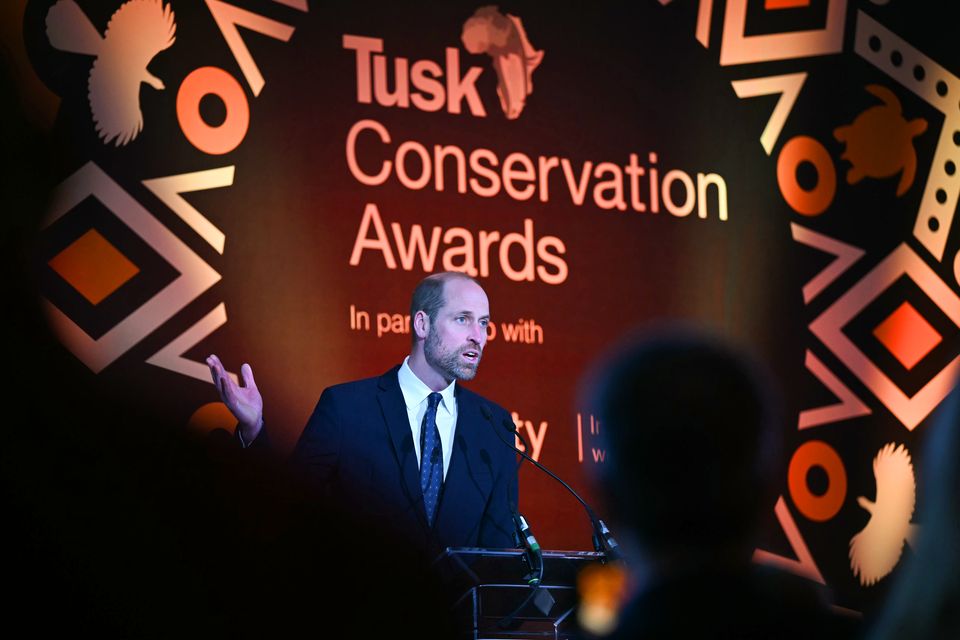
855,10 -> 960,263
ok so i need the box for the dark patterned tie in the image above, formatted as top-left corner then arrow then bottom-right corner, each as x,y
420,392 -> 443,526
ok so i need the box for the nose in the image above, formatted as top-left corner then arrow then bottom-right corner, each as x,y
469,322 -> 485,346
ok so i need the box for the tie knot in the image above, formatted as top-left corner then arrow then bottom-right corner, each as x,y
427,392 -> 442,411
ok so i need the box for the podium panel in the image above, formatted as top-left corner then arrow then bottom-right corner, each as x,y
434,548 -> 605,639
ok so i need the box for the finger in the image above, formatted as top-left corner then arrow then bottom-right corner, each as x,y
207,354 -> 240,401
207,353 -> 225,371
206,354 -> 225,378
207,359 -> 231,399
240,363 -> 258,391
205,355 -> 222,386
219,375 -> 237,404
214,373 -> 231,403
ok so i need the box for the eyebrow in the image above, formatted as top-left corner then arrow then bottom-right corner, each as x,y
452,310 -> 490,320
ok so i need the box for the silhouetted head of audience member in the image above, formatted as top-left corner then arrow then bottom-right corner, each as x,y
585,328 -> 782,567
577,331 -> 866,639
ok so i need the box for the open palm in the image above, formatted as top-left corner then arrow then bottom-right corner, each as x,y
206,354 -> 263,437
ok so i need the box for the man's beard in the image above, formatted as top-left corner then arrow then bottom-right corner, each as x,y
425,329 -> 480,382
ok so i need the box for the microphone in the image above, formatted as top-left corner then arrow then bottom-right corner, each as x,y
482,404 -> 623,563
481,404 -> 558,628
499,505 -> 553,627
497,503 -> 556,629
512,509 -> 543,585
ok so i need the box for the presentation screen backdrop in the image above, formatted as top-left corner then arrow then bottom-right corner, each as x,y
12,0 -> 958,613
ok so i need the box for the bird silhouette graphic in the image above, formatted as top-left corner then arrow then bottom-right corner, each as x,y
45,0 -> 177,146
849,442 -> 918,586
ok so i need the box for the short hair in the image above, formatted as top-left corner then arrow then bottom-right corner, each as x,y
585,329 -> 781,555
409,272 -> 480,343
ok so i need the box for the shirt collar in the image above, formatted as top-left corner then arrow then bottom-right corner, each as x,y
398,356 -> 456,415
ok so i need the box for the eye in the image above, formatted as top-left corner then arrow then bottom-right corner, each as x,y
456,315 -> 467,323
479,319 -> 489,327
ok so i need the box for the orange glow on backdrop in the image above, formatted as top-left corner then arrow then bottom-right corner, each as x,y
14,0 -> 958,614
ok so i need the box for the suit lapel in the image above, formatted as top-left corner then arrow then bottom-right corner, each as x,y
376,368 -> 429,527
435,387 -> 494,543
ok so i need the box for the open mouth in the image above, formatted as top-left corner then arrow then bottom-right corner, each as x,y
462,349 -> 481,363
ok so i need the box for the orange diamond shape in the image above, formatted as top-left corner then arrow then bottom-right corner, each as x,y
873,302 -> 942,370
48,229 -> 140,305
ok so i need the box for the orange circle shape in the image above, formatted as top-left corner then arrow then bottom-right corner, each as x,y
787,440 -> 847,522
187,402 -> 239,434
777,135 -> 836,216
177,66 -> 249,155
954,246 -> 960,287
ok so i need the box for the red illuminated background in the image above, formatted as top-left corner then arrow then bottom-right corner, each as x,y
5,0 -> 958,615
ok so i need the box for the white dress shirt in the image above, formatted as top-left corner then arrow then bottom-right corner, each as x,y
397,356 -> 457,480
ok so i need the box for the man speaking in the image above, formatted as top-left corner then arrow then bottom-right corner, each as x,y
206,272 -> 518,556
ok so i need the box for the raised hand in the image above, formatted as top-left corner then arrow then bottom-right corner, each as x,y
206,354 -> 264,443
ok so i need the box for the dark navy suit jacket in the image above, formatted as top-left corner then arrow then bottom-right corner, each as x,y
290,366 -> 519,557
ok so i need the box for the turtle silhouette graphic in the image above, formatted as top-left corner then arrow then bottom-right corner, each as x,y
834,85 -> 927,196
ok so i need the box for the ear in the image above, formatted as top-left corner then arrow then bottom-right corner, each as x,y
413,310 -> 430,340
